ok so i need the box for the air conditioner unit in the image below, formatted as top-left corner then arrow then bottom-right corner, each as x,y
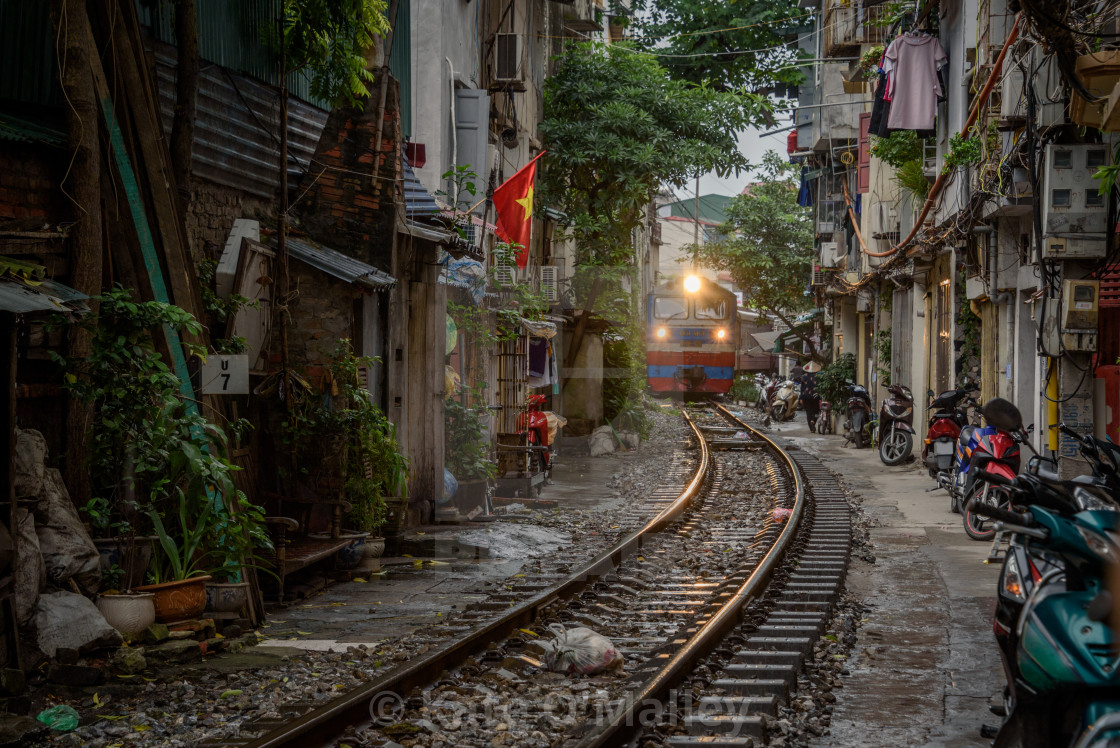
459,222 -> 484,247
494,34 -> 522,82
820,241 -> 841,268
540,265 -> 559,302
811,264 -> 829,287
494,262 -> 517,288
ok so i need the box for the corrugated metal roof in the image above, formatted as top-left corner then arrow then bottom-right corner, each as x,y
282,235 -> 396,291
0,277 -> 87,314
148,41 -> 328,200
0,111 -> 66,147
404,159 -> 441,220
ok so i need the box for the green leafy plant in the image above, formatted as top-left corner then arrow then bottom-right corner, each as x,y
860,45 -> 885,73
943,131 -> 983,173
817,352 -> 857,405
895,159 -> 931,201
874,330 -> 892,387
444,387 -> 498,482
869,130 -> 926,169
283,341 -> 405,535
729,375 -> 760,403
147,489 -> 215,584
957,279 -> 982,387
198,259 -> 259,355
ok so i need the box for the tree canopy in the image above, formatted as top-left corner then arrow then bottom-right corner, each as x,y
540,41 -> 768,361
628,0 -> 807,91
540,42 -> 767,272
280,0 -> 391,106
688,150 -> 821,358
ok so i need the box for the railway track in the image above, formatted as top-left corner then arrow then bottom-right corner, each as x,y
206,403 -> 852,748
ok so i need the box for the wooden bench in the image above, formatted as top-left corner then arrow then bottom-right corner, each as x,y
261,492 -> 353,603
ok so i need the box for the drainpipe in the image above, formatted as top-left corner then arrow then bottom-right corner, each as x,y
446,57 -> 457,204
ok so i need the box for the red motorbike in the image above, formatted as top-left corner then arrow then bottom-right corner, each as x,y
922,387 -> 977,480
516,394 -> 552,474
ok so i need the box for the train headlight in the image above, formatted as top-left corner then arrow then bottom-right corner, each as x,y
656,327 -> 667,338
684,275 -> 701,293
716,328 -> 727,339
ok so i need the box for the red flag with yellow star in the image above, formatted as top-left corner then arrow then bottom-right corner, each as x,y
492,151 -> 545,269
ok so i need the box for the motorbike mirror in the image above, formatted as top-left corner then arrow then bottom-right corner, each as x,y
982,398 -> 1022,433
1028,455 -> 1060,480
927,389 -> 935,399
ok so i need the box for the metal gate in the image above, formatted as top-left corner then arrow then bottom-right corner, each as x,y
892,288 -> 912,387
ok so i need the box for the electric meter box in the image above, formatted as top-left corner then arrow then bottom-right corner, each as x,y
1041,144 -> 1109,259
1061,278 -> 1100,352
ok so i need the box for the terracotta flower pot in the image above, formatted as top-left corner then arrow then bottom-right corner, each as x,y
97,592 -> 156,636
135,575 -> 212,622
205,581 -> 250,614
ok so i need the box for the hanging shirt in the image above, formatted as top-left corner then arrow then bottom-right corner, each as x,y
883,34 -> 948,131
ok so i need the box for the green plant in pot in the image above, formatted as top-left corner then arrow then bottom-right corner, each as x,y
284,341 -> 409,540
444,388 -> 497,512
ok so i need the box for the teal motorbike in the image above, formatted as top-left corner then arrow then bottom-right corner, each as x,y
968,403 -> 1120,747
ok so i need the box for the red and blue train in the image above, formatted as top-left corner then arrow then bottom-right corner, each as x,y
646,276 -> 738,397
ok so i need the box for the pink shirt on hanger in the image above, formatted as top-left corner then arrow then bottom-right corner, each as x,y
883,34 -> 948,130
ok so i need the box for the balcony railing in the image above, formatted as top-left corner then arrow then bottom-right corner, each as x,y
823,1 -> 891,58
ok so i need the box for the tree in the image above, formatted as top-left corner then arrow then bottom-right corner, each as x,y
539,41 -> 769,365
688,150 -> 823,361
628,0 -> 806,92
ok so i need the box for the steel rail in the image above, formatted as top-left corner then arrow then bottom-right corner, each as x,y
575,402 -> 806,748
240,408 -> 712,748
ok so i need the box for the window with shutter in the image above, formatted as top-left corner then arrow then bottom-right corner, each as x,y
857,113 -> 871,194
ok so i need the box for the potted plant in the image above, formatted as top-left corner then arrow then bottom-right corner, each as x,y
444,391 -> 498,512
286,341 -> 409,547
135,487 -> 215,622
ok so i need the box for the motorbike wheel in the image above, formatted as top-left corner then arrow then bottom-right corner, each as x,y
818,413 -> 832,434
851,411 -> 865,448
879,428 -> 913,466
963,482 -> 1010,541
769,403 -> 784,422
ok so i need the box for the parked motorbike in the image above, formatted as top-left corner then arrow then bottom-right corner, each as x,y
516,394 -> 553,476
755,374 -> 778,414
815,399 -> 833,435
967,402 -> 1120,747
937,398 -> 1024,538
842,381 -> 874,449
922,387 -> 978,480
768,379 -> 800,422
877,384 -> 915,466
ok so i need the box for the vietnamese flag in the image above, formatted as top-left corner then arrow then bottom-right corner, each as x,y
493,151 -> 545,269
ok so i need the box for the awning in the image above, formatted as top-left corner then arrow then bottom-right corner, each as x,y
750,331 -> 781,353
403,158 -> 441,221
520,317 -> 557,339
280,235 -> 397,291
0,257 -> 87,314
439,254 -> 486,305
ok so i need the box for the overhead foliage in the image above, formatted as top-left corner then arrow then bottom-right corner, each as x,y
627,0 -> 807,91
540,41 -> 768,363
688,150 -> 821,359
279,0 -> 390,106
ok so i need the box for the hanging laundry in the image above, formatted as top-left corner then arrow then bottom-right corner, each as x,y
883,33 -> 947,131
797,165 -> 813,207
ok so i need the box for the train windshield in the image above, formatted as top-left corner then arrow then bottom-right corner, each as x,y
695,299 -> 729,320
654,296 -> 688,319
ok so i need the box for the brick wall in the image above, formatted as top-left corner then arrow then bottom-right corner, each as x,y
0,142 -> 65,222
185,180 -> 271,263
295,74 -> 400,270
282,262 -> 358,371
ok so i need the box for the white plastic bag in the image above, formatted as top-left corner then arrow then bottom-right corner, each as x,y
538,624 -> 624,675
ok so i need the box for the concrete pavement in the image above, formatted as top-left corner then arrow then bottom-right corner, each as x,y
767,415 -> 1003,747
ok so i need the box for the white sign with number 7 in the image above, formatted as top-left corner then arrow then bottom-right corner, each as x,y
200,354 -> 250,395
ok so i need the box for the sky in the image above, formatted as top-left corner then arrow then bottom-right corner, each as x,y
685,119 -> 792,203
